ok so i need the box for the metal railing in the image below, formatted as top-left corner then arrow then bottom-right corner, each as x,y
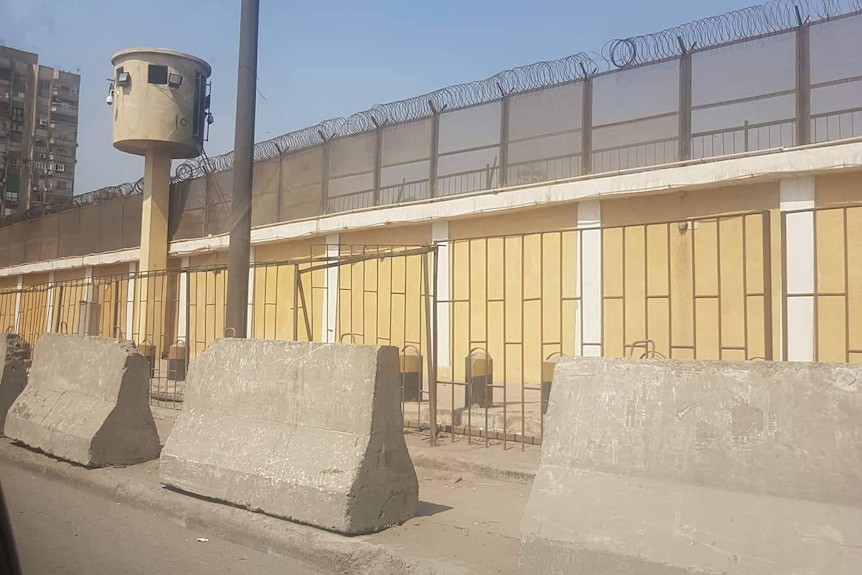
2,203 -> 861,450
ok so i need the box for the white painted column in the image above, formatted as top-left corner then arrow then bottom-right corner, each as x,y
80,266 -> 94,336
576,200 -> 603,356
432,221 -> 450,376
12,275 -> 23,334
45,272 -> 55,332
322,234 -> 340,343
177,257 -> 189,344
246,247 -> 255,338
780,176 -> 815,361
125,262 -> 136,341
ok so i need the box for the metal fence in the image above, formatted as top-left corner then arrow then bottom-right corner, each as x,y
782,203 -> 862,363
2,204 -> 860,449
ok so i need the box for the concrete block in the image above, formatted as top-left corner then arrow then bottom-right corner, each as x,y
0,335 -> 28,434
160,339 -> 418,535
520,357 -> 862,574
4,333 -> 161,467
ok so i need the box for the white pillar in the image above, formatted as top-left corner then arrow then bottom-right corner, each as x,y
177,257 -> 189,343
45,272 -> 55,332
322,234 -> 340,343
125,261 -> 136,341
780,176 -> 815,361
13,275 -> 23,334
246,247 -> 255,338
576,200 -> 603,357
432,221 -> 450,374
80,266 -> 94,336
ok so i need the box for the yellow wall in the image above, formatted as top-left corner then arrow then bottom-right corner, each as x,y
336,227 -> 432,374
93,263 -> 131,278
814,203 -> 862,363
18,273 -> 50,345
54,269 -> 85,283
2,173 -> 860,369
448,206 -> 578,386
189,251 -> 229,268
601,185 -> 779,361
0,277 -> 17,334
449,205 -> 576,240
340,224 -> 431,247
601,184 -> 779,227
251,239 -> 322,343
815,173 -> 862,207
0,277 -> 17,290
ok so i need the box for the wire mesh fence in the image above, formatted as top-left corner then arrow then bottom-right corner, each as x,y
4,6 -> 862,255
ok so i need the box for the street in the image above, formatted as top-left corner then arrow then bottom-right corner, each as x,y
0,460 -> 326,575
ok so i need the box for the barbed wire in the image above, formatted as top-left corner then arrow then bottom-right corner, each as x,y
603,0 -> 861,67
160,0 -> 862,184
171,51 -> 599,181
1,0 -> 860,228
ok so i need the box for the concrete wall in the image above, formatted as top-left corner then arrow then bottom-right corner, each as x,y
160,339 -> 418,534
520,356 -> 862,574
4,334 -> 160,466
0,334 -> 27,433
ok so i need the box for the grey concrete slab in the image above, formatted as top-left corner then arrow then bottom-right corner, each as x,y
4,333 -> 160,467
0,334 -> 27,434
520,357 -> 862,574
160,339 -> 418,535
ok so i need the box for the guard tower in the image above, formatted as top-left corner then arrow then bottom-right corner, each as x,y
109,48 -> 212,273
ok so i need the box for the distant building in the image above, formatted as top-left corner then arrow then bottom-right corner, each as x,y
0,45 -> 79,216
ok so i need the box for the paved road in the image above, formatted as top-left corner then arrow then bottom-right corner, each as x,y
0,460 -> 326,575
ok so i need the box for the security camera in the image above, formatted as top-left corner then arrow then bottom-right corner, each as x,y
106,90 -> 114,106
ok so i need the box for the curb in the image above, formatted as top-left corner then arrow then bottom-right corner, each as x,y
0,441 -> 471,575
409,451 -> 536,485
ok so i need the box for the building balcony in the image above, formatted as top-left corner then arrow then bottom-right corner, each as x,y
52,88 -> 79,102
50,104 -> 78,116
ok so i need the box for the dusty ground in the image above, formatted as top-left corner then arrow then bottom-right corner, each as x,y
1,459 -> 327,575
0,433 -> 532,575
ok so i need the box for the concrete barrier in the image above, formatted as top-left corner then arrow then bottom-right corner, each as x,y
160,339 -> 418,535
0,335 -> 27,434
520,357 -> 862,574
4,334 -> 161,467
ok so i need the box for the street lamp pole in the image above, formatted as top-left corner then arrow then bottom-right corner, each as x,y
225,0 -> 260,338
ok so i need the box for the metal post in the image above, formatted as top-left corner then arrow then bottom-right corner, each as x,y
580,75 -> 594,176
422,249 -> 438,446
373,125 -> 383,205
429,102 -> 441,197
795,11 -> 811,146
225,0 -> 260,338
678,39 -> 693,161
320,139 -> 331,213
498,91 -> 510,188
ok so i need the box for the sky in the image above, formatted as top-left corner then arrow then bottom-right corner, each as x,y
1,0 -> 759,194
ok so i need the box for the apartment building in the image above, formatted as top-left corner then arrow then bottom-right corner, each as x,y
0,45 -> 79,216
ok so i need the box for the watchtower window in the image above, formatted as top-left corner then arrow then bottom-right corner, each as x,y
147,65 -> 168,85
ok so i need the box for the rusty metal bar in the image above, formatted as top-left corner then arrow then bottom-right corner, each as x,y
422,250 -> 437,446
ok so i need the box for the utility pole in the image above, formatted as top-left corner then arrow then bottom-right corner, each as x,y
225,0 -> 260,338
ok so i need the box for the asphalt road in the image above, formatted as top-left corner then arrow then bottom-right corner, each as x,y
0,460 -> 326,575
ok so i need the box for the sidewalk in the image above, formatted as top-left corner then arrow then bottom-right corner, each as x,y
1,412 -> 540,575
151,405 -> 541,484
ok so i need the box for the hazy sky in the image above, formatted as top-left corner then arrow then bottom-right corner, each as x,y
1,0 -> 758,193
